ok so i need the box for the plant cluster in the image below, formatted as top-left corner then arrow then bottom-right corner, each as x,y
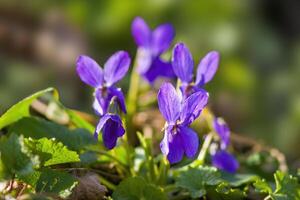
0,17 -> 299,200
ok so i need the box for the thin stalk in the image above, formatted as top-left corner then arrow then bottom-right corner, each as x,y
98,174 -> 117,190
192,132 -> 214,167
126,53 -> 140,145
89,149 -> 128,174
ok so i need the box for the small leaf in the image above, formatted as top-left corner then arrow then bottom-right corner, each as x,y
175,166 -> 222,198
25,138 -> 80,166
273,171 -> 300,199
0,88 -> 57,129
221,172 -> 258,187
10,117 -> 96,151
0,133 -> 34,178
112,176 -> 167,200
254,178 -> 272,194
215,182 -> 246,199
36,169 -> 77,198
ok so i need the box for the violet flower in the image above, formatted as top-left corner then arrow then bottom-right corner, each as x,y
76,51 -> 130,116
211,117 -> 239,173
172,43 -> 220,98
212,150 -> 239,173
158,82 -> 209,164
131,17 -> 176,83
76,51 -> 130,149
94,113 -> 125,149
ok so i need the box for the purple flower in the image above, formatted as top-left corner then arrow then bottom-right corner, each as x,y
213,117 -> 230,150
131,17 -> 176,83
94,113 -> 125,149
158,82 -> 209,164
76,51 -> 131,116
212,150 -> 239,173
211,117 -> 239,173
172,43 -> 220,98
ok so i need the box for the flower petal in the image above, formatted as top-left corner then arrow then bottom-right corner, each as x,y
195,51 -> 219,86
142,58 -> 176,83
172,43 -> 194,83
151,23 -> 175,56
104,51 -> 131,86
167,131 -> 184,164
94,88 -> 112,116
157,82 -> 181,123
213,118 -> 230,149
212,150 -> 239,173
160,128 -> 170,156
181,89 -> 209,125
94,114 -> 111,139
95,114 -> 125,149
76,55 -> 104,87
136,47 -> 153,75
109,87 -> 127,114
131,17 -> 151,47
179,126 -> 199,158
93,98 -> 103,116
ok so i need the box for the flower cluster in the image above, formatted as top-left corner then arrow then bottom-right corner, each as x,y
76,51 -> 131,149
76,16 -> 239,173
211,118 -> 239,173
156,41 -> 219,163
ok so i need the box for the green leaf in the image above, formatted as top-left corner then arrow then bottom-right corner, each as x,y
273,171 -> 300,200
0,133 -> 35,178
175,166 -> 222,198
254,171 -> 300,200
25,138 -> 80,166
254,178 -> 272,194
17,170 -> 42,187
10,117 -> 96,151
112,176 -> 167,200
0,88 -> 57,129
36,169 -> 77,197
66,109 -> 94,133
221,172 -> 258,187
215,182 -> 246,199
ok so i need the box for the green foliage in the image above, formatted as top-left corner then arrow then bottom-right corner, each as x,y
254,171 -> 300,200
0,133 -> 35,179
35,169 -> 77,197
112,176 -> 167,200
221,172 -> 258,187
175,166 -> 222,198
24,138 -> 80,166
10,117 -> 96,151
0,88 -> 57,130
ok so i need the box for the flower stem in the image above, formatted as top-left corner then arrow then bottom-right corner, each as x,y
192,132 -> 214,167
126,54 -> 140,145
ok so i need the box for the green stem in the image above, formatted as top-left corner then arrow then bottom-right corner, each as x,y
97,174 -> 117,190
89,149 -> 128,174
264,195 -> 272,200
192,132 -> 214,167
126,54 -> 140,145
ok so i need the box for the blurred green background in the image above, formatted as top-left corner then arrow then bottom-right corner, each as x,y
0,0 -> 299,163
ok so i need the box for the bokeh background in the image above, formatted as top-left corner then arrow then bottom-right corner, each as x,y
0,0 -> 299,164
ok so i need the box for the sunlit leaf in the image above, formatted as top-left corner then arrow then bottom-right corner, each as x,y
0,88 -> 57,129
25,138 -> 80,166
